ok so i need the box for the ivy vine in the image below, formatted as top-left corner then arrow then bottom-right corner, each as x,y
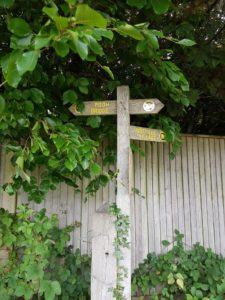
109,203 -> 130,300
0,205 -> 90,300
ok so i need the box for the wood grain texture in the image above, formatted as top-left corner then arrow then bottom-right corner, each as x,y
116,86 -> 131,299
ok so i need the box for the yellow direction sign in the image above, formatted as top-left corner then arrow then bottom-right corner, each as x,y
69,98 -> 164,116
130,125 -> 165,142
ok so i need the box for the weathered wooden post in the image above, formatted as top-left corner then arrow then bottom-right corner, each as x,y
69,86 -> 164,299
116,86 -> 131,298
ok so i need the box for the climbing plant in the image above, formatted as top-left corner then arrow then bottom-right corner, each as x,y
0,205 -> 91,300
132,230 -> 225,300
0,0 -> 200,202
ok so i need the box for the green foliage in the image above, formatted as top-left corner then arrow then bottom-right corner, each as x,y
0,205 -> 91,300
1,0 -> 223,202
109,203 -> 130,300
132,230 -> 225,300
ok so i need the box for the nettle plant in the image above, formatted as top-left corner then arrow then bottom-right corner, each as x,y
132,231 -> 225,300
0,205 -> 91,300
0,0 -> 196,202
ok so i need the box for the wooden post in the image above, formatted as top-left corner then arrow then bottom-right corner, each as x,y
69,86 -> 164,300
91,213 -> 116,300
117,86 -> 131,299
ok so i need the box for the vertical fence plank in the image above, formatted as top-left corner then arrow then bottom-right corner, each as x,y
81,178 -> 89,255
198,137 -> 209,248
153,142 -> 161,253
187,137 -> 197,244
170,144 -> 178,234
176,147 -> 185,236
73,179 -> 82,250
215,139 -> 225,253
140,141 -> 148,260
134,141 -> 141,264
181,137 -> 192,247
158,143 -> 166,250
193,138 -> 203,244
146,142 -> 155,253
130,149 -> 136,271
220,138 -> 225,254
204,138 -> 215,250
209,138 -> 220,253
164,143 -> 173,247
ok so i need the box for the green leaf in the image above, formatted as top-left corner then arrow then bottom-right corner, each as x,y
7,18 -> 32,37
116,24 -> 144,41
16,156 -> 24,169
65,159 -> 77,171
1,51 -> 22,87
63,90 -> 78,104
168,273 -> 175,285
51,281 -> 61,296
0,95 -> 6,114
78,77 -> 89,86
177,39 -> 196,47
16,50 -> 40,75
53,41 -> 70,57
48,158 -> 60,169
176,278 -> 184,289
34,36 -> 51,50
150,0 -> 171,15
79,85 -> 88,94
91,162 -> 101,175
87,116 -> 101,128
75,4 -> 107,28
101,66 -> 114,79
15,285 -> 25,297
86,35 -> 103,55
42,6 -> 58,19
74,39 -> 88,60
26,264 -> 44,280
10,35 -> 32,49
54,16 -> 69,31
81,159 -> 89,170
127,0 -> 146,9
94,28 -> 114,40
146,32 -> 159,49
65,0 -> 76,4
162,240 -> 170,246
0,0 -> 15,8
24,101 -> 34,113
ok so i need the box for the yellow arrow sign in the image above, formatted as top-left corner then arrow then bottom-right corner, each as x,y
130,126 -> 165,142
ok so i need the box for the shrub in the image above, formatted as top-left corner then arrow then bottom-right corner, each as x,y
0,205 -> 90,300
132,230 -> 225,300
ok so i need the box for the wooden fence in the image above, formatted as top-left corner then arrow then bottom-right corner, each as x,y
1,134 -> 225,270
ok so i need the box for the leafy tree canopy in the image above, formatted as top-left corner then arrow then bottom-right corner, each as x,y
0,0 -> 224,202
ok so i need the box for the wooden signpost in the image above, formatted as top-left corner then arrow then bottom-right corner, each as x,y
69,86 -> 164,300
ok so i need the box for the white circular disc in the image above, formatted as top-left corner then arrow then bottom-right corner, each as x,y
143,100 -> 155,112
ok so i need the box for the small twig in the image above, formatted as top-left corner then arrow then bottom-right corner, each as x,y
0,81 -> 6,88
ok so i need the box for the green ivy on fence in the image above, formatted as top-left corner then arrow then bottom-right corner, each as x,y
1,206 -> 225,300
132,231 -> 225,300
0,205 -> 90,300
